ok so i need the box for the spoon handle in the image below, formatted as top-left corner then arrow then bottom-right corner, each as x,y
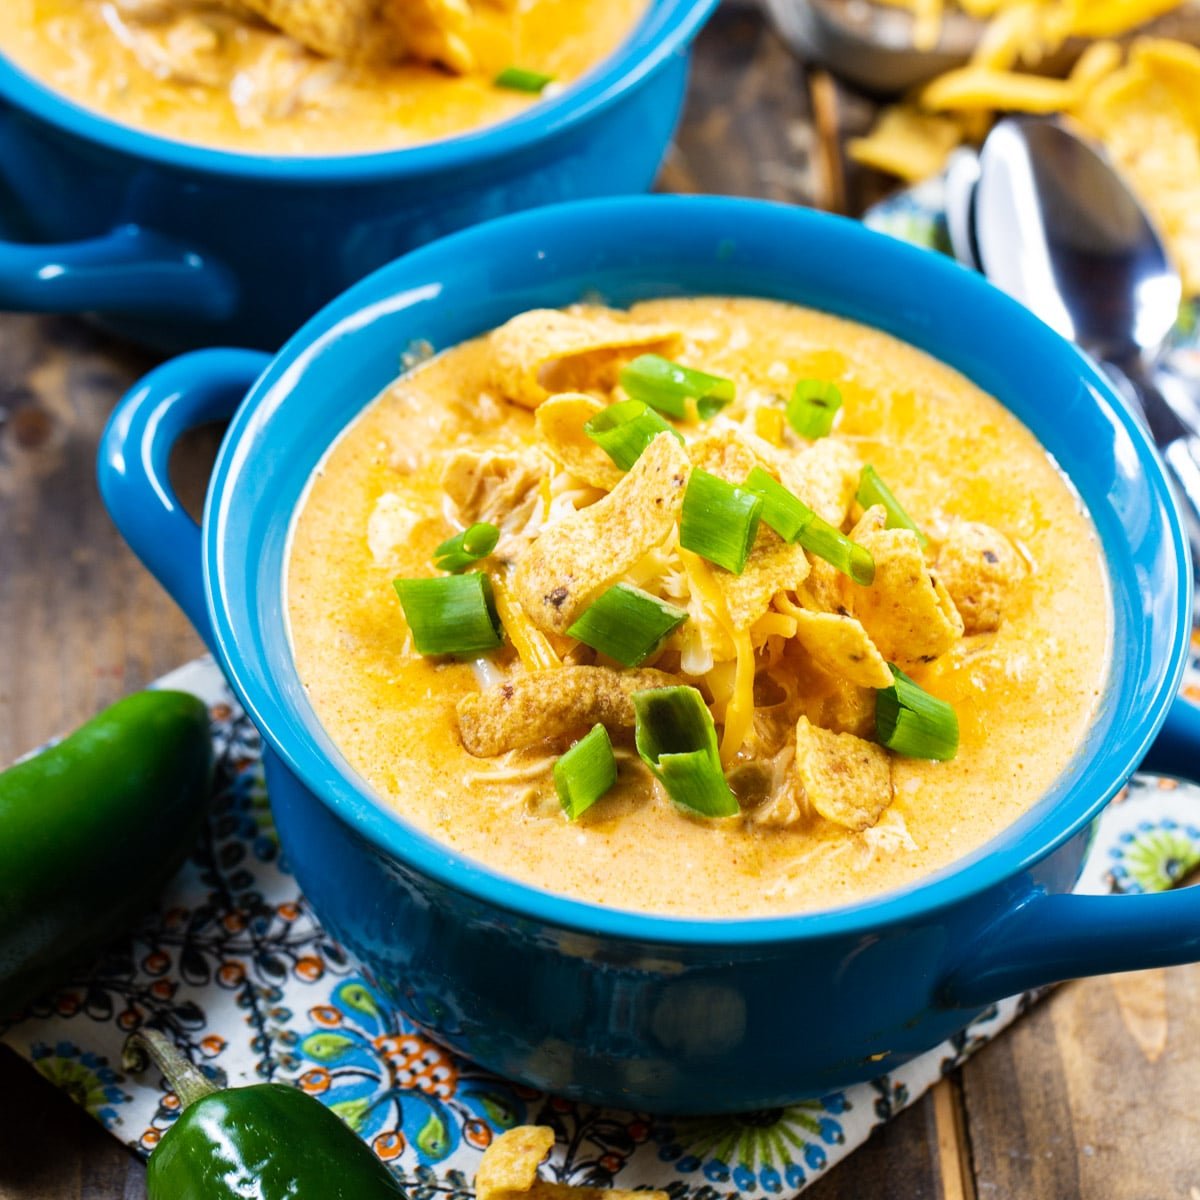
1105,355 -> 1200,581
1161,436 -> 1200,577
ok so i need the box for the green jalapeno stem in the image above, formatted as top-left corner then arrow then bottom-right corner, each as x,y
123,1029 -> 218,1111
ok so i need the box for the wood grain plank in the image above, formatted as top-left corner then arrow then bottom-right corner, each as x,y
0,315 -> 210,765
0,1047 -> 145,1199
0,314 -> 212,1200
664,4 -> 816,204
964,965 -> 1200,1198
666,7 -> 898,217
933,1077 -> 976,1200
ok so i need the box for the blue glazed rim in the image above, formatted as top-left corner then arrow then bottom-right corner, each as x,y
0,0 -> 717,183
205,195 -> 1191,947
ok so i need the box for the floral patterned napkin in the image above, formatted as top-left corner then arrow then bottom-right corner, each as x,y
2,656 -> 1198,1197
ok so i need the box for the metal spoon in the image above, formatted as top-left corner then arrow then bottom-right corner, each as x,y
943,146 -> 982,271
973,116 -> 1200,561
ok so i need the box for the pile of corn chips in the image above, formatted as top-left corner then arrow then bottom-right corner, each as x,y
848,0 -> 1200,294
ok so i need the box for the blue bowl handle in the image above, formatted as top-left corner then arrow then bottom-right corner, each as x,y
940,882 -> 1200,1008
0,224 -> 237,319
1143,691 -> 1200,778
98,348 -> 272,650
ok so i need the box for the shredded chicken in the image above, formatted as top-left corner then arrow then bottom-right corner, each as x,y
440,447 -> 547,560
457,666 -> 675,757
101,3 -> 242,86
366,492 -> 421,569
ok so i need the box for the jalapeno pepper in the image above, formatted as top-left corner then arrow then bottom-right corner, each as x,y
0,690 -> 213,1014
124,1029 -> 409,1199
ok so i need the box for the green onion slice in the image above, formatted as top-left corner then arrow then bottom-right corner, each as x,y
567,583 -> 688,667
584,400 -> 683,471
787,380 -> 843,439
679,469 -> 763,575
876,665 -> 959,761
797,516 -> 876,586
433,522 -> 500,573
554,724 -> 617,820
743,466 -> 874,584
697,395 -> 732,421
857,465 -> 928,547
743,466 -> 814,542
632,687 -> 739,818
494,66 -> 555,93
619,354 -> 735,421
393,573 -> 504,657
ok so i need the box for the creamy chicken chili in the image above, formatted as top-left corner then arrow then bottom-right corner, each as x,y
287,298 -> 1111,917
2,0 -> 648,155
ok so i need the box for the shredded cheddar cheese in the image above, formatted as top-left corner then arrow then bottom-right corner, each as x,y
492,574 -> 563,672
723,627 -> 757,765
679,548 -> 756,763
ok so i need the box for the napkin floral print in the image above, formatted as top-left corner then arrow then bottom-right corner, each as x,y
2,657 -> 1196,1195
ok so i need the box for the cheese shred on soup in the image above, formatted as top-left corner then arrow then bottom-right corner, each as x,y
287,297 -> 1111,917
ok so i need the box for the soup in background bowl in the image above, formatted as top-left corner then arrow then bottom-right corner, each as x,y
0,0 -> 715,350
98,197 -> 1195,1112
3,0 -> 649,155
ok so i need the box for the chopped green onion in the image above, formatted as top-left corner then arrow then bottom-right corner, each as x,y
797,516 -> 876,586
679,469 -> 763,575
787,380 -> 843,439
697,395 -> 732,421
584,400 -> 683,471
567,583 -> 688,667
744,466 -> 814,542
494,66 -> 555,93
857,465 -> 928,547
393,574 -> 503,657
433,522 -> 499,573
632,687 -> 739,818
743,466 -> 874,584
876,665 -> 959,761
554,724 -> 617,820
619,354 -> 735,421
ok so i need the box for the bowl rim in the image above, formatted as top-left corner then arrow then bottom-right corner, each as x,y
0,0 -> 717,184
205,194 -> 1191,947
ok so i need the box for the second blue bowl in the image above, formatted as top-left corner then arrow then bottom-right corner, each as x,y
0,0 -> 717,352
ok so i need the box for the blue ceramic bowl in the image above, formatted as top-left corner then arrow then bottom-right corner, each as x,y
100,196 -> 1200,1113
0,0 -> 716,353
1145,627 -> 1200,777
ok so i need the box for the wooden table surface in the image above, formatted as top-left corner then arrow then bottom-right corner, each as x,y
2,4 -> 1200,1197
